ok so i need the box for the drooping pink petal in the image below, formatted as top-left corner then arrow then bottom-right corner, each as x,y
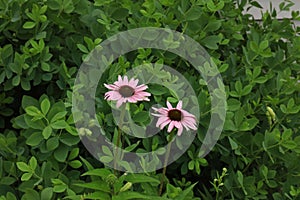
181,119 -> 197,130
116,99 -> 123,108
174,121 -> 182,130
181,110 -> 196,118
156,116 -> 169,127
127,96 -> 139,103
167,121 -> 175,132
135,91 -> 151,96
159,119 -> 171,130
181,122 -> 190,131
104,91 -> 122,100
134,92 -> 151,100
177,124 -> 183,136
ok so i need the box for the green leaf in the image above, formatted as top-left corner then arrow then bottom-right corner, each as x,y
259,40 -> 269,50
233,33 -> 244,40
133,111 -> 149,123
12,75 -> 20,86
21,80 -> 31,90
99,156 -> 113,163
51,120 -> 67,129
260,165 -> 268,179
60,134 -> 80,146
23,21 -> 36,29
185,6 -> 202,21
68,160 -> 82,169
24,114 -> 45,130
102,145 -> 113,156
0,177 -> 16,185
242,85 -> 252,96
22,189 -> 40,200
234,80 -> 243,93
248,117 -> 259,128
26,132 -> 44,146
62,0 -> 74,13
287,98 -> 295,109
237,170 -> 244,186
41,62 -> 50,72
112,191 -> 151,200
42,126 -> 52,139
281,140 -> 297,150
25,106 -> 42,117
237,170 -> 247,195
228,137 -> 238,150
188,161 -> 194,170
124,174 -> 160,184
68,148 -> 79,160
77,44 -> 89,53
29,157 -> 37,170
280,104 -> 287,114
148,85 -> 168,95
81,168 -> 112,178
207,0 -> 224,11
202,35 -> 221,50
53,185 -> 67,193
50,111 -> 67,123
46,136 -> 59,151
16,162 -> 31,172
227,98 -> 241,111
112,8 -> 129,20
41,98 -> 50,115
54,145 -> 69,162
250,41 -> 259,52
74,181 -> 110,193
125,141 -> 140,152
205,20 -> 222,32
21,172 -> 33,181
175,183 -> 197,200
47,102 -> 66,122
41,188 -> 53,200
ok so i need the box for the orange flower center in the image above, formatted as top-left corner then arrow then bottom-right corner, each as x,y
119,85 -> 134,97
168,109 -> 182,121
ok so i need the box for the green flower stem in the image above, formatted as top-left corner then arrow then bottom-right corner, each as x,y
159,130 -> 175,196
114,104 -> 127,175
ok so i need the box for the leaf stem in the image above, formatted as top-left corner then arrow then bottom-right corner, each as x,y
159,130 -> 175,196
114,104 -> 127,175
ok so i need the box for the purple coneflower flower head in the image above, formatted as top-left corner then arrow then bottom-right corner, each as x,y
152,101 -> 197,136
104,75 -> 151,108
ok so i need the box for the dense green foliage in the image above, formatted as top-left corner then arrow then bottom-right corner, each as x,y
1,0 -> 300,199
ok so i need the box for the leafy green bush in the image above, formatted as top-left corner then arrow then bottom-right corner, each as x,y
1,0 -> 300,199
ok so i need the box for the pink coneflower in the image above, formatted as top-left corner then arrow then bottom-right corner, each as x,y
104,75 -> 151,108
152,101 -> 197,136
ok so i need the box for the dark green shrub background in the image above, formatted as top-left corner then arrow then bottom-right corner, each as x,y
1,0 -> 300,199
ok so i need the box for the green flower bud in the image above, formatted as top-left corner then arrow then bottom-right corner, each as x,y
119,182 -> 132,192
266,106 -> 276,121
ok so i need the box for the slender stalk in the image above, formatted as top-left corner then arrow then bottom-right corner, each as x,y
114,104 -> 127,175
159,130 -> 175,196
